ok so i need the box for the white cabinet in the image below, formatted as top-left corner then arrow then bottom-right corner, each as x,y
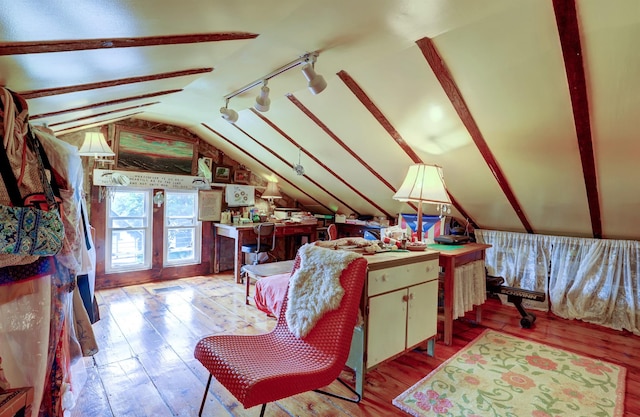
346,251 -> 439,397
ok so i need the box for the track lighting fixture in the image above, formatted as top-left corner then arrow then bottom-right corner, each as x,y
221,51 -> 326,123
220,99 -> 238,123
301,63 -> 327,95
254,81 -> 271,112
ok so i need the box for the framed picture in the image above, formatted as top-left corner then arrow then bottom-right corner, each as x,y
114,126 -> 197,175
213,165 -> 232,183
233,169 -> 250,184
197,189 -> 223,221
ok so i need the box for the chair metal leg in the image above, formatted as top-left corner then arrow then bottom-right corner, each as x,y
199,374 -> 213,416
259,404 -> 266,416
313,377 -> 362,403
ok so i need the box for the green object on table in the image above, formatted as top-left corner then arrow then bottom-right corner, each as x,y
427,244 -> 466,250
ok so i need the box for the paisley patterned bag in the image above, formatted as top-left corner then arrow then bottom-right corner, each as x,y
0,126 -> 65,258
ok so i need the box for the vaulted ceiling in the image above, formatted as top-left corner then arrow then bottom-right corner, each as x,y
2,0 -> 639,240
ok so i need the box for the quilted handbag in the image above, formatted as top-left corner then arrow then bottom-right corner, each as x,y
0,125 -> 64,257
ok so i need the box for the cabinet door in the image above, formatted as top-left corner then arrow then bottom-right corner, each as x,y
367,289 -> 407,367
406,280 -> 438,348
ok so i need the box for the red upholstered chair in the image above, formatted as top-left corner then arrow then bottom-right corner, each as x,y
194,253 -> 367,416
327,223 -> 338,240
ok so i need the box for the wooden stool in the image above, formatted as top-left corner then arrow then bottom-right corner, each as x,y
0,387 -> 33,417
242,260 -> 295,304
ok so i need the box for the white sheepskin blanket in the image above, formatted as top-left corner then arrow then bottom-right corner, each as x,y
285,244 -> 362,338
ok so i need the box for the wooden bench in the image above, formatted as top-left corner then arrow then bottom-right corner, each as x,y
242,260 -> 295,304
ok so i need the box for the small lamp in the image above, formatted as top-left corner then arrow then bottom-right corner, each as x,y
393,164 -> 451,241
262,181 -> 282,201
78,132 -> 115,157
78,131 -> 115,168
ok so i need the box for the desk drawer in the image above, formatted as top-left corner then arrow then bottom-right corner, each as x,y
368,259 -> 438,296
277,226 -> 313,236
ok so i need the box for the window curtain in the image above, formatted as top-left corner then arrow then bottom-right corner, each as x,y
475,229 -> 551,311
549,236 -> 640,334
476,229 -> 640,335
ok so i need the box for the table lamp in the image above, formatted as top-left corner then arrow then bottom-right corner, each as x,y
393,164 -> 451,241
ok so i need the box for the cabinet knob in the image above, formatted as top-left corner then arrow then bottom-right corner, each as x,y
402,294 -> 409,303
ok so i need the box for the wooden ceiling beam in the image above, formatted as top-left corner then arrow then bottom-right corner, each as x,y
337,69 -> 477,226
46,102 -> 159,127
268,101 -> 394,218
0,32 -> 258,55
18,68 -> 212,99
553,0 -> 602,238
30,89 -> 182,120
416,37 -> 531,233
231,122 -> 355,214
203,123 -> 334,213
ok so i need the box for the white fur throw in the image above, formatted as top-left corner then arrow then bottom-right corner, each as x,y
285,244 -> 363,338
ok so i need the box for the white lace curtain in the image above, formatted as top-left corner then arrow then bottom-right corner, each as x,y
476,229 -> 640,335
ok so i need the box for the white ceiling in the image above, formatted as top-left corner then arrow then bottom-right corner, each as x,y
2,0 -> 640,240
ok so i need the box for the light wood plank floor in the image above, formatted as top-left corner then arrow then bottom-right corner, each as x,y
71,273 -> 640,416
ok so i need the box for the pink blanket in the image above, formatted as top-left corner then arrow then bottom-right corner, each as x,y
254,273 -> 290,317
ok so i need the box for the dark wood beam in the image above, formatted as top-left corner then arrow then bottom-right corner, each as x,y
0,32 -> 258,55
30,89 -> 181,120
53,113 -> 143,135
553,0 -> 602,238
202,124 -> 334,213
46,102 -> 158,127
18,68 -> 212,99
337,70 -> 422,164
336,70 -> 477,226
231,123 -> 354,214
416,37 -> 531,233
251,106 -> 393,218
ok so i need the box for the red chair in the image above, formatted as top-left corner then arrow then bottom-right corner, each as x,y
194,252 -> 367,416
327,223 -> 338,240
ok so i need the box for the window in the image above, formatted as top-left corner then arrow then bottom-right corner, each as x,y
164,190 -> 201,266
106,189 -> 153,273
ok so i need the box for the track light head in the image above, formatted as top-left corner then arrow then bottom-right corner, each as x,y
254,83 -> 271,112
220,106 -> 238,123
301,63 -> 327,95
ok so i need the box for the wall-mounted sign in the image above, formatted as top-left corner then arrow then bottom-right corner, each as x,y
93,169 -> 210,190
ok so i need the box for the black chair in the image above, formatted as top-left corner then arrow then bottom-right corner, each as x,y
241,222 -> 276,265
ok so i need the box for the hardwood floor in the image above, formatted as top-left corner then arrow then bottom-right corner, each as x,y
71,273 -> 640,416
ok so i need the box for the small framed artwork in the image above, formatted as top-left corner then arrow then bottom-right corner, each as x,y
233,169 -> 250,184
213,165 -> 232,183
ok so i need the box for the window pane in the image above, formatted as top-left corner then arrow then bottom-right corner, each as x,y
166,194 -> 196,216
111,230 -> 146,267
110,191 -> 146,217
167,228 -> 195,262
112,219 -> 145,228
167,218 -> 194,227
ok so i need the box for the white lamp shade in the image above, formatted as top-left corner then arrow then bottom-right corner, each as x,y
78,132 -> 115,157
262,181 -> 282,199
393,164 -> 451,205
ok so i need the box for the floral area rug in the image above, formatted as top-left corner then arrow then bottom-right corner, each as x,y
393,329 -> 626,417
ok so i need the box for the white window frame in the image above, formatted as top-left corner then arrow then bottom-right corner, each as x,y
105,188 -> 153,273
163,190 -> 202,267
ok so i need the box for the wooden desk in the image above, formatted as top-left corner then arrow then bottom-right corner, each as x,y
213,223 -> 317,283
346,250 -> 440,398
0,387 -> 33,417
431,243 -> 491,345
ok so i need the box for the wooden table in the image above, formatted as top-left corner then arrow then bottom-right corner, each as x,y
430,242 -> 491,345
213,223 -> 317,283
